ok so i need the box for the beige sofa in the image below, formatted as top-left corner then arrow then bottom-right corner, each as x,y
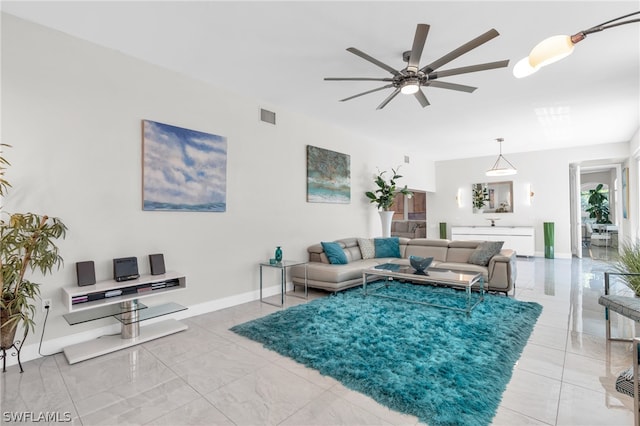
391,220 -> 426,238
290,237 -> 517,295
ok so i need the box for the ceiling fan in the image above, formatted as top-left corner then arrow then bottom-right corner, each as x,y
324,24 -> 510,110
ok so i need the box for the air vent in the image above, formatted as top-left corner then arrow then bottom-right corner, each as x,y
260,108 -> 276,125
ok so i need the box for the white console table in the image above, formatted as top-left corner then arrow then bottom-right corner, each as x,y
61,271 -> 187,364
451,226 -> 535,257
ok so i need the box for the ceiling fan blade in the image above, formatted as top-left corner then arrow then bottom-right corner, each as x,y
407,24 -> 430,72
347,47 -> 401,76
427,81 -> 477,93
420,29 -> 500,73
325,77 -> 394,82
339,84 -> 394,102
376,88 -> 401,110
414,89 -> 430,107
428,60 -> 509,79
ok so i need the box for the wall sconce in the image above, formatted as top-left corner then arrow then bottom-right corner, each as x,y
456,188 -> 463,208
527,184 -> 535,205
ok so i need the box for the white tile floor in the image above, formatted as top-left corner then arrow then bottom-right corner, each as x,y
1,255 -> 637,425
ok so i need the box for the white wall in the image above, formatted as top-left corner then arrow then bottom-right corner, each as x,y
1,14 -> 435,353
625,128 -> 640,241
429,143 -> 630,258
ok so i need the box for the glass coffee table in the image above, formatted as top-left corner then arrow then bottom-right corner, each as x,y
362,263 -> 484,314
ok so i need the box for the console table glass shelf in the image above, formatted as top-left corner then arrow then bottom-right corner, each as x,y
63,302 -> 149,325
61,271 -> 188,364
114,302 -> 187,325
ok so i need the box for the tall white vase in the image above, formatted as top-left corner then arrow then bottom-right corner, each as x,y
379,210 -> 394,238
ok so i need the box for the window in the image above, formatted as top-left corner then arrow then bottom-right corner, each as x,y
392,190 -> 426,220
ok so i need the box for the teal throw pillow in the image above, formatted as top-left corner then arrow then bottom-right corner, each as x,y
468,241 -> 504,266
374,237 -> 401,258
321,241 -> 348,265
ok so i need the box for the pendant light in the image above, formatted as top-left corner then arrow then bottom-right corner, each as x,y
486,138 -> 517,176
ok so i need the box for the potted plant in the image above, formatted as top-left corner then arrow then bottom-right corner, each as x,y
0,145 -> 67,362
472,184 -> 487,213
615,240 -> 640,296
586,183 -> 611,224
365,167 -> 412,237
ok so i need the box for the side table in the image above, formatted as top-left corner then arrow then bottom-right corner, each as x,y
260,260 -> 308,307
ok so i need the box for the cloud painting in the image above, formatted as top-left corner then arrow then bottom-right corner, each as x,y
143,120 -> 227,212
307,145 -> 350,204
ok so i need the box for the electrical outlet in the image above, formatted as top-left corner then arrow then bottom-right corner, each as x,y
42,299 -> 51,312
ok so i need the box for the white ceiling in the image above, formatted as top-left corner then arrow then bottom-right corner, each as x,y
2,1 -> 639,160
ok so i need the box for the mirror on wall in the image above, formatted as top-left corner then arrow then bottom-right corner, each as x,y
471,181 -> 513,213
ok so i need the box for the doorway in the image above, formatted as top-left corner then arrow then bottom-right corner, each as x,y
391,190 -> 427,238
571,163 -> 622,260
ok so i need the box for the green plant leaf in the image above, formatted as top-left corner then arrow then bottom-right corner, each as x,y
615,240 -> 640,295
364,166 -> 413,210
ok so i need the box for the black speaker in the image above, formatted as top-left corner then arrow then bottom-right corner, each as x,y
149,253 -> 166,275
113,257 -> 140,282
76,261 -> 96,287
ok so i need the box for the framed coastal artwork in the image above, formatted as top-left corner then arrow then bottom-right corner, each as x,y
306,145 -> 350,204
142,119 -> 227,212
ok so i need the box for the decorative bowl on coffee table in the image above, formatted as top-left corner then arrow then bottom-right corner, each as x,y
409,256 -> 433,274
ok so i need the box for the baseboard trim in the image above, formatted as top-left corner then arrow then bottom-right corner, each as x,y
5,283 -> 288,368
533,251 -> 572,259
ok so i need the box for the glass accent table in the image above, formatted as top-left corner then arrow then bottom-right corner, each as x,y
260,260 -> 308,307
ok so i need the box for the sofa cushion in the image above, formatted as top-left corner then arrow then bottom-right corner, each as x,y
438,262 -> 489,280
468,241 -> 504,266
308,238 -> 363,263
303,260 -> 381,283
374,237 -> 401,258
358,238 -> 376,259
321,242 -> 348,264
335,238 -> 364,262
392,222 -> 409,232
447,240 -> 482,263
405,239 -> 449,262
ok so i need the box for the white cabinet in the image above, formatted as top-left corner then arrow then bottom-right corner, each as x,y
451,226 -> 535,257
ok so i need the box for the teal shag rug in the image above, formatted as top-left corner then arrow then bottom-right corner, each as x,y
231,284 -> 542,425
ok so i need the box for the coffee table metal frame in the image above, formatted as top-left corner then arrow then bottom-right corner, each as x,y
363,265 -> 484,315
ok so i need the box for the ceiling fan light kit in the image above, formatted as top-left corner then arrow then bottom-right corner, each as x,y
513,10 -> 639,78
486,138 -> 517,177
325,23 -> 509,109
400,79 -> 420,95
